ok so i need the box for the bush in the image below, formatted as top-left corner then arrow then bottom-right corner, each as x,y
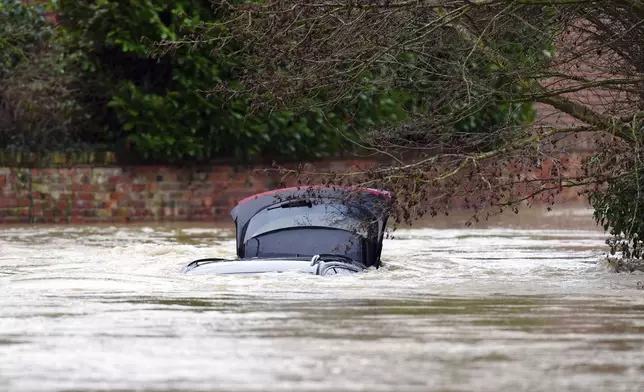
589,152 -> 644,260
0,0 -> 97,152
0,0 -> 538,162
54,0 -> 406,163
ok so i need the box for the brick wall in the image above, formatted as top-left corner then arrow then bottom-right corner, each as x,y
0,153 -> 593,224
0,159 -> 378,224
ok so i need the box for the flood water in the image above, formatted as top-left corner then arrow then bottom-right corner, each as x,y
1,205 -> 644,392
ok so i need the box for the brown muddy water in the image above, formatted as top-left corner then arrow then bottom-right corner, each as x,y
1,204 -> 644,392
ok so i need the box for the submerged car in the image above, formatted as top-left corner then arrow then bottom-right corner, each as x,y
183,185 -> 392,276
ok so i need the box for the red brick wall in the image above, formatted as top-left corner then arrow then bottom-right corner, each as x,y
0,153 -> 593,224
0,160 -> 377,224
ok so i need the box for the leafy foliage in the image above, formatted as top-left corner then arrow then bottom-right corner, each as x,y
54,0 -> 410,162
1,0 -> 543,163
198,1 -> 555,157
589,143 -> 644,260
0,0 -> 94,151
0,0 -> 46,73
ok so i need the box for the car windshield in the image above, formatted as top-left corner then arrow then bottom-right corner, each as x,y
243,201 -> 375,242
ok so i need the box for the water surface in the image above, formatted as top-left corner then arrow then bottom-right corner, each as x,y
1,206 -> 643,391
